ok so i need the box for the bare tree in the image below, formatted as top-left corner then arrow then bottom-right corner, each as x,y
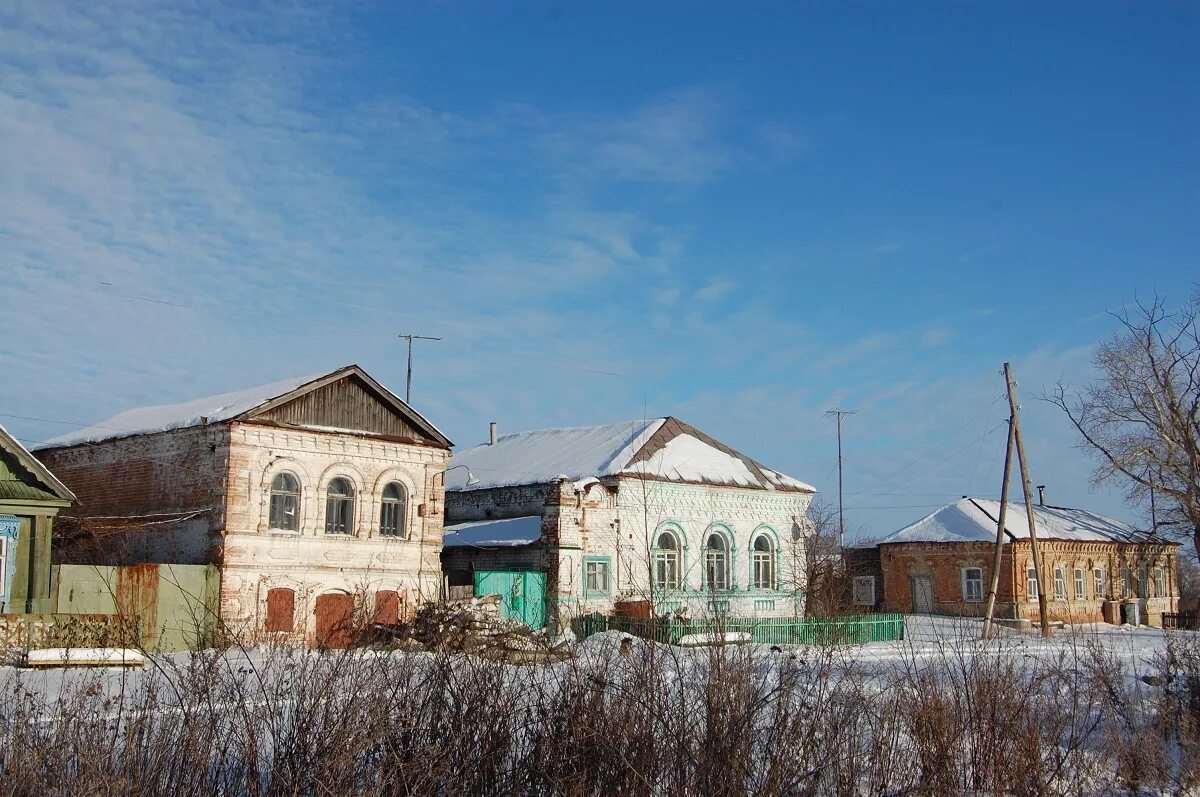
799,498 -> 841,617
1047,290 -> 1200,555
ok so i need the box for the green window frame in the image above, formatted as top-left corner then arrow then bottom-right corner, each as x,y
582,556 -> 612,596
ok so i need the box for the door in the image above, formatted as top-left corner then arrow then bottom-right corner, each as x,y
314,592 -> 356,649
910,575 -> 934,613
474,570 -> 547,629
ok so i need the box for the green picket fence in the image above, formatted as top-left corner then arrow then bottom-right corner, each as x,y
572,612 -> 905,646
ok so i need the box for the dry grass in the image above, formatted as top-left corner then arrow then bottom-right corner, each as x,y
0,628 -> 1197,796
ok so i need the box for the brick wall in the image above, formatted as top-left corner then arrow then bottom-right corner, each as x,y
217,421 -> 449,642
878,539 -> 1180,627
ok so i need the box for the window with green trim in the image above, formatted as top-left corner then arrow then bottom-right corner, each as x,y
583,558 -> 610,595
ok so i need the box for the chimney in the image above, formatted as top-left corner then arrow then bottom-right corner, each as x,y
489,422 -> 498,446
1037,485 -> 1046,506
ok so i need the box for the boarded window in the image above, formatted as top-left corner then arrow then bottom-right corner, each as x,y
852,576 -> 876,606
374,590 -> 401,625
314,592 -> 356,649
265,587 -> 295,633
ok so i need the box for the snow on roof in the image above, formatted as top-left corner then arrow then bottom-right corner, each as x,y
37,372 -> 327,449
878,498 -> 1156,545
446,419 -> 666,490
447,417 -> 815,493
442,516 -> 543,547
623,433 -> 759,488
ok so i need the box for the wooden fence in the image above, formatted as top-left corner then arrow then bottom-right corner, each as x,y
1163,612 -> 1200,631
572,612 -> 906,645
0,614 -> 141,652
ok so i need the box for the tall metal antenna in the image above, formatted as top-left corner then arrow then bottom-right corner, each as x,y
398,334 -> 442,403
825,408 -> 855,548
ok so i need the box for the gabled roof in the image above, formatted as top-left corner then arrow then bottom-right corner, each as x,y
36,365 -> 451,450
447,416 -> 814,493
877,497 -> 1168,546
0,424 -> 75,504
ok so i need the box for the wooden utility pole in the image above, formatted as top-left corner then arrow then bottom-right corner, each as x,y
981,414 -> 1015,638
398,334 -> 442,403
1004,363 -> 1052,637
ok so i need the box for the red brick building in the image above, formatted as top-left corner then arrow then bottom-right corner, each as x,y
852,498 -> 1179,627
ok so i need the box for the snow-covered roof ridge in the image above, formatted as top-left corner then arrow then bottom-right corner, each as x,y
36,365 -> 451,449
876,497 -> 1170,546
447,416 -> 815,494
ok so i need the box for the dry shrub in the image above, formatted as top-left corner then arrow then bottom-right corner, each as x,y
0,628 -> 1197,795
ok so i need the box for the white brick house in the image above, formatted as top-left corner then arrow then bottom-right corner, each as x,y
443,418 -> 815,628
36,365 -> 452,646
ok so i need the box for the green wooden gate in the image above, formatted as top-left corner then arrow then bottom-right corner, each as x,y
474,570 -> 547,629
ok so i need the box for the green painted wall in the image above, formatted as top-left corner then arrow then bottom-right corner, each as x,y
3,512 -> 57,614
52,563 -> 220,652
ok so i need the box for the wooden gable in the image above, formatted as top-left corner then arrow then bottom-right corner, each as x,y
0,426 -> 74,505
243,368 -> 451,448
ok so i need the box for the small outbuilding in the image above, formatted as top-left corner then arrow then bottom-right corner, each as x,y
0,424 -> 75,613
855,497 -> 1179,627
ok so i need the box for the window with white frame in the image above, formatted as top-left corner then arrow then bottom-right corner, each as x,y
852,576 -> 876,606
268,472 -> 301,531
1094,567 -> 1106,599
751,535 -> 776,590
324,478 -> 355,534
1155,566 -> 1165,598
1054,566 -> 1067,600
1074,568 -> 1085,600
1122,565 -> 1131,597
654,532 -> 681,591
962,567 -> 983,602
1027,566 -> 1039,600
704,533 -> 730,591
379,482 -> 407,537
1139,566 -> 1149,599
584,558 -> 610,594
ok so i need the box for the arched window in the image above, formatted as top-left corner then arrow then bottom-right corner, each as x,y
704,533 -> 730,591
751,535 -> 776,590
654,531 -> 681,591
379,482 -> 407,537
325,478 -> 355,534
268,473 -> 300,531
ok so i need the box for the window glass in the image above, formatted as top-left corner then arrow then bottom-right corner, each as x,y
379,482 -> 407,537
751,535 -> 775,590
654,533 -> 681,591
269,472 -> 300,531
584,560 -> 610,594
1094,568 -> 1106,599
1074,568 -> 1085,599
962,568 -> 983,602
704,533 -> 729,591
325,478 -> 355,534
1027,566 -> 1039,600
1054,566 -> 1067,600
1155,566 -> 1165,598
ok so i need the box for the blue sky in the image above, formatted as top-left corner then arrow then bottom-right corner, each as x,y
2,1 -> 1197,539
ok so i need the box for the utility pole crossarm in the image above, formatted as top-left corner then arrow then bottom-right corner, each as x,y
398,334 -> 442,404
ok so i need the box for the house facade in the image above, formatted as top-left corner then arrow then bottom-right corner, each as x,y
854,497 -> 1179,627
34,365 -> 451,645
442,418 -> 814,630
0,424 -> 75,614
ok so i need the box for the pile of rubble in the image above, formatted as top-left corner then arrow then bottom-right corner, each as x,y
370,596 -> 570,663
